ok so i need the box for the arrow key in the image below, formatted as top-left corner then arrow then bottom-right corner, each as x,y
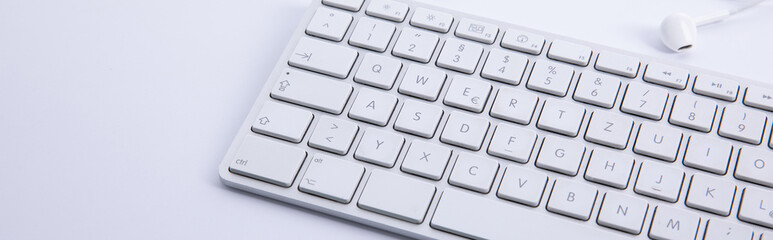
309,116 -> 360,155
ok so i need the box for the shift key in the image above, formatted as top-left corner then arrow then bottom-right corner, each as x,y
270,68 -> 353,114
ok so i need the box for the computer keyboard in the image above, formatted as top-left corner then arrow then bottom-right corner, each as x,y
217,0 -> 773,239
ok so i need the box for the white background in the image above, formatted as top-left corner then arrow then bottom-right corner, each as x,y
0,0 -> 771,239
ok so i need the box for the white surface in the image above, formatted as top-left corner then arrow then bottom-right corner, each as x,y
0,0 -> 771,239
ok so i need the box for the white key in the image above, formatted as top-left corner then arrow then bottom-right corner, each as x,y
487,123 -> 537,163
357,170 -> 436,223
537,98 -> 586,137
683,135 -> 733,174
536,135 -> 586,176
527,61 -> 575,96
306,8 -> 353,41
744,86 -> 773,112
480,48 -> 529,85
703,219 -> 753,240
501,29 -> 545,55
719,105 -> 768,144
322,0 -> 363,11
400,140 -> 452,180
547,40 -> 592,66
251,101 -> 313,143
489,87 -> 539,125
354,53 -> 402,89
365,0 -> 408,22
454,18 -> 498,44
496,165 -> 548,207
442,76 -> 492,112
648,205 -> 700,240
288,37 -> 358,78
353,128 -> 404,167
685,173 -> 736,216
448,153 -> 499,193
436,38 -> 483,74
735,147 -> 773,187
348,17 -> 396,52
348,88 -> 397,126
573,71 -> 621,108
693,75 -> 739,101
764,232 -> 773,240
584,148 -> 634,189
634,161 -> 684,202
621,82 -> 669,120
594,51 -> 640,78
440,111 -> 490,150
633,122 -> 683,162
299,153 -> 365,203
229,135 -> 307,187
409,7 -> 453,33
397,64 -> 447,100
308,116 -> 359,155
669,94 -> 717,132
643,63 -> 689,90
738,186 -> 773,228
270,68 -> 353,114
546,179 -> 598,220
584,111 -> 634,149
393,99 -> 444,138
392,28 -> 439,63
597,192 -> 649,234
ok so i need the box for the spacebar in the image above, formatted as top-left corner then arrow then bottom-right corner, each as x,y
430,189 -> 626,240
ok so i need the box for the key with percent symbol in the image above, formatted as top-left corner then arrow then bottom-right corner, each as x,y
527,61 -> 575,96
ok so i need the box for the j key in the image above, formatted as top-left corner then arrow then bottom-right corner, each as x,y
643,63 -> 689,90
299,153 -> 365,203
288,37 -> 358,78
527,61 -> 575,97
496,165 -> 548,207
547,40 -> 592,66
392,28 -> 439,63
537,98 -> 586,137
308,116 -> 359,155
744,86 -> 773,112
251,101 -> 313,143
546,178 -> 598,221
573,71 -> 621,108
735,147 -> 773,188
229,135 -> 307,187
354,52 -> 402,89
737,186 -> 773,228
693,75 -> 739,101
682,135 -> 733,175
648,205 -> 700,240
409,7 -> 453,33
400,140 -> 452,180
718,105 -> 768,144
597,192 -> 649,234
583,111 -> 633,149
357,169 -> 436,223
393,99 -> 444,138
306,8 -> 353,41
440,111 -> 490,150
442,75 -> 492,113
634,161 -> 684,203
436,38 -> 483,74
487,123 -> 538,163
669,94 -> 717,132
594,51 -> 640,78
584,148 -> 634,189
448,153 -> 499,193
501,29 -> 545,55
348,17 -> 396,52
685,173 -> 736,216
480,48 -> 529,85
621,82 -> 669,120
270,68 -> 354,114
633,122 -> 683,162
365,0 -> 408,22
489,87 -> 539,125
454,18 -> 498,44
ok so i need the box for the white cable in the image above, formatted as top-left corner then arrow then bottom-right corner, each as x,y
729,0 -> 766,14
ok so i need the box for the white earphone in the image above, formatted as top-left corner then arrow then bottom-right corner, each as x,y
659,0 -> 765,52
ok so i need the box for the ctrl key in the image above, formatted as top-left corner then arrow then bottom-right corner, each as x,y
229,135 -> 307,187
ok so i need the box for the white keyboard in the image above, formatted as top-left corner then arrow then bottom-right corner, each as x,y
218,0 -> 773,239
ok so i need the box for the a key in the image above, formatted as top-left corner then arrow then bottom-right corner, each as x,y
573,71 -> 621,108
718,105 -> 767,144
400,140 -> 452,180
393,99 -> 444,138
496,164 -> 548,207
442,76 -> 492,113
584,148 -> 634,189
535,135 -> 586,176
229,135 -> 307,187
643,63 -> 689,90
354,53 -> 402,89
648,205 -> 700,240
669,94 -> 717,132
251,101 -> 313,143
527,61 -> 575,97
685,173 -> 736,216
621,82 -> 669,120
306,8 -> 353,41
357,170 -> 436,223
634,161 -> 684,203
693,75 -> 739,101
409,7 -> 453,33
322,0 -> 364,11
353,127 -> 404,167
594,51 -> 640,78
308,116 -> 359,155
392,28 -> 439,63
735,147 -> 773,187
454,18 -> 498,44
448,153 -> 499,193
583,111 -> 634,149
683,135 -> 733,175
440,111 -> 490,150
480,48 -> 529,85
397,63 -> 447,101
703,219 -> 753,240
547,40 -> 592,66
436,38 -> 483,74
489,87 -> 539,125
546,178 -> 598,221
365,0 -> 408,22
536,98 -> 586,137
299,153 -> 365,203
597,192 -> 649,234
738,186 -> 773,228
633,122 -> 683,162
744,86 -> 773,112
348,17 -> 396,52
487,123 -> 537,163
271,69 -> 354,114
288,37 -> 358,78
348,87 -> 397,126
501,29 -> 545,55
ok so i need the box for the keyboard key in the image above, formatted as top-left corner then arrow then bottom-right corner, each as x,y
683,135 -> 733,175
527,61 -> 575,96
487,123 -> 537,163
702,219 -> 753,240
393,99 -> 443,138
621,82 -> 669,120
400,140 -> 452,180
496,165 -> 548,207
547,40 -> 592,66
489,87 -> 539,125
634,161 -> 684,202
744,86 -> 773,112
738,186 -> 773,228
448,153 -> 499,193
289,37 -> 358,78
322,0 -> 363,11
594,51 -> 640,78
584,148 -> 634,189
271,69 -> 354,114
348,88 -> 397,126
573,71 -> 621,108
501,29 -> 545,55
354,53 -> 402,89
669,94 -> 717,132
633,122 -> 683,162
251,101 -> 313,143
409,7 -> 453,33
436,38 -> 483,74
693,75 -> 739,101
440,111 -> 490,150
537,98 -> 586,137
597,192 -> 648,234
353,127 -> 404,167
357,170 -> 436,223
648,205 -> 700,240
229,135 -> 307,187
536,135 -> 586,176
584,111 -> 633,149
546,178 -> 598,221
306,8 -> 353,41
299,153 -> 365,203
480,48 -> 529,85
365,0 -> 408,22
397,64 -> 447,101
454,18 -> 498,44
735,147 -> 773,188
308,116 -> 359,155
718,105 -> 767,144
392,28 -> 438,63
442,76 -> 491,113
685,173 -> 736,216
348,17 -> 396,52
643,63 -> 689,90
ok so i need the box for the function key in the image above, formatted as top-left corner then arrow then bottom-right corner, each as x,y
365,0 -> 409,22
643,63 -> 689,90
410,7 -> 453,33
322,0 -> 364,11
501,29 -> 545,55
692,75 -> 739,101
594,51 -> 640,78
743,86 -> 773,112
455,18 -> 499,44
547,40 -> 592,66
